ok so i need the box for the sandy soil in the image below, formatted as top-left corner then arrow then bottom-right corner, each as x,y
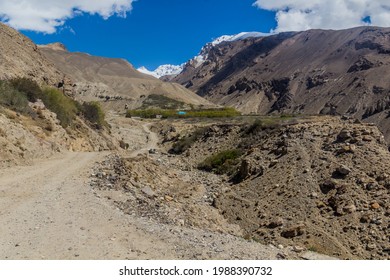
0,151 -> 176,259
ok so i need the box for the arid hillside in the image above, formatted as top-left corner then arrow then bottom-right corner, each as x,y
0,23 -> 67,89
172,27 -> 390,141
0,24 -> 114,167
146,116 -> 390,259
39,44 -> 213,111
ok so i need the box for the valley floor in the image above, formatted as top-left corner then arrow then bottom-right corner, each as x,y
0,114 -> 328,260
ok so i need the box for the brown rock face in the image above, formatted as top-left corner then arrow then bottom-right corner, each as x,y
173,26 -> 390,142
0,23 -> 66,88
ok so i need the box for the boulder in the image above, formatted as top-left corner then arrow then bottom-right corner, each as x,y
237,158 -> 263,180
281,223 -> 306,238
337,129 -> 351,141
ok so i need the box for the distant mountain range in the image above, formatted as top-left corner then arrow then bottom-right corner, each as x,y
170,26 -> 390,142
0,22 -> 211,112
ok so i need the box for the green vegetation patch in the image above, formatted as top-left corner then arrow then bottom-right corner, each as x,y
243,117 -> 287,135
10,77 -> 42,102
198,149 -> 243,175
1,78 -> 107,130
0,80 -> 31,114
40,87 -> 80,128
82,101 -> 106,129
126,107 -> 241,119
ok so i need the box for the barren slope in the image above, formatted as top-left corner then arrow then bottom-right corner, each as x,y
39,44 -> 213,110
0,23 -> 66,88
160,116 -> 390,259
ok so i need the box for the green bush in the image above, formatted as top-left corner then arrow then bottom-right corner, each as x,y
0,80 -> 30,113
1,78 -> 107,130
10,77 -> 42,102
40,87 -> 79,128
82,101 -> 106,129
243,118 -> 282,135
198,149 -> 242,174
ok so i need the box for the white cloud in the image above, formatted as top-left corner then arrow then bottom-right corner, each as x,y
254,0 -> 390,32
0,0 -> 135,33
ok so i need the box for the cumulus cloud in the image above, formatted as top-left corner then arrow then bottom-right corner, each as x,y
254,0 -> 390,32
0,0 -> 135,33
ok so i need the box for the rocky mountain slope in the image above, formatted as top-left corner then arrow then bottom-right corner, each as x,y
150,116 -> 390,259
172,27 -> 390,141
39,44 -> 212,111
0,25 -> 114,167
0,23 -> 66,89
140,32 -> 266,80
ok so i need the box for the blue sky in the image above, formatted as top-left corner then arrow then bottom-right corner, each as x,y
2,0 -> 390,70
20,0 -> 276,69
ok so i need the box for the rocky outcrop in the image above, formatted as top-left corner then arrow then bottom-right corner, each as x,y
347,57 -> 375,73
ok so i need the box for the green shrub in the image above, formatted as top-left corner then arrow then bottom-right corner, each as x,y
10,77 -> 42,102
243,118 -> 282,135
198,149 -> 242,174
169,127 -> 208,154
0,80 -> 30,113
82,101 -> 106,129
40,87 -> 79,128
1,78 -> 107,130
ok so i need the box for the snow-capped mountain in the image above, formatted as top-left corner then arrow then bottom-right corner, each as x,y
137,64 -> 184,78
189,32 -> 267,69
210,32 -> 266,46
137,32 -> 267,78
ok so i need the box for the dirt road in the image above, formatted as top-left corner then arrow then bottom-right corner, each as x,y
0,149 -> 176,259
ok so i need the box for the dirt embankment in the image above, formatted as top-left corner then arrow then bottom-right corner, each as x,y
153,116 -> 390,260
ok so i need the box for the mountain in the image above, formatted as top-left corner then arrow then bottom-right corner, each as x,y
39,44 -> 212,110
138,32 -> 266,79
0,23 -> 66,88
138,64 -> 184,78
172,26 -> 390,142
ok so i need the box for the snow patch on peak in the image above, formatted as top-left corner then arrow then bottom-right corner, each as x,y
138,64 -> 184,78
211,32 -> 267,46
137,66 -> 156,77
